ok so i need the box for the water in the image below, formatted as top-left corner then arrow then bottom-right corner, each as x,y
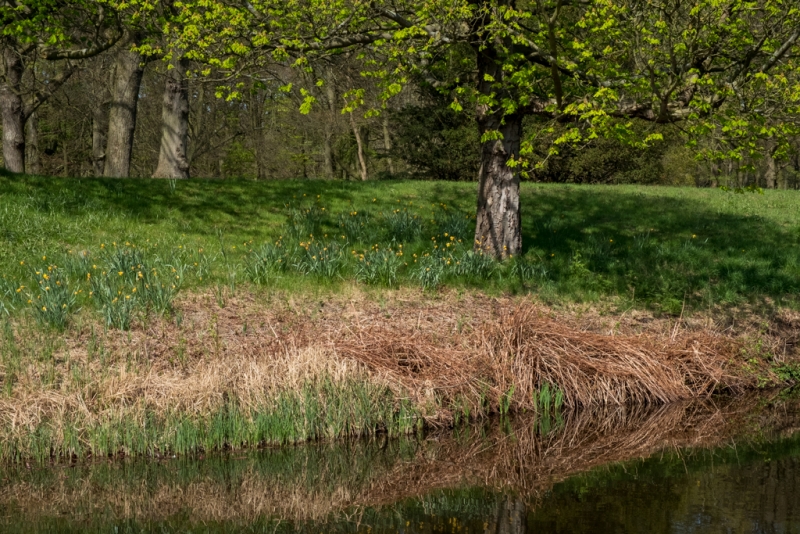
2,393 -> 800,533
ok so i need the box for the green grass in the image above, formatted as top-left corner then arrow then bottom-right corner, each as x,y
0,379 -> 420,464
0,174 -> 799,324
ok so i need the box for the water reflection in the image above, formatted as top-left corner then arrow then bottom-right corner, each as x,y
1,392 -> 799,533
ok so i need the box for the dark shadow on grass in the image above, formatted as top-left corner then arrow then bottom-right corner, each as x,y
520,186 -> 800,308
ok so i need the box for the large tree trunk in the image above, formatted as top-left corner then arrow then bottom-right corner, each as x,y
349,112 -> 368,181
152,57 -> 190,179
0,48 -> 25,174
473,43 -> 523,259
474,112 -> 522,259
25,111 -> 41,175
104,34 -> 145,178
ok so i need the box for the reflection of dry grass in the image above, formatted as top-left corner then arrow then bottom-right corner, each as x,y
0,290 -> 792,459
0,393 -> 797,525
357,394 -> 799,509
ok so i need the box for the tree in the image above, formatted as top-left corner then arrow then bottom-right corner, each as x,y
0,0 -> 121,173
170,0 -> 800,258
152,54 -> 190,178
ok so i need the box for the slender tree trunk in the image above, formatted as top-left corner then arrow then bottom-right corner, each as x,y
104,34 -> 145,178
349,112 -> 368,181
322,83 -> 336,179
0,48 -> 25,173
323,128 -> 335,178
62,125 -> 69,177
301,131 -> 308,179
153,57 -> 190,179
382,114 -> 394,175
26,111 -> 41,175
92,101 -> 109,176
248,90 -> 267,180
709,160 -> 719,188
765,140 -> 777,189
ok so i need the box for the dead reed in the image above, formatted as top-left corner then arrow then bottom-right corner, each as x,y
0,290 -> 791,460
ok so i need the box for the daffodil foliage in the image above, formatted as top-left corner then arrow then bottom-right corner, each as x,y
170,0 -> 800,256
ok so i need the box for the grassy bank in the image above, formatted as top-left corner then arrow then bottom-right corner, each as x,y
0,175 -> 799,461
0,175 -> 799,316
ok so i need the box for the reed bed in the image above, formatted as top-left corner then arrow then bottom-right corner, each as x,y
0,291 -> 791,461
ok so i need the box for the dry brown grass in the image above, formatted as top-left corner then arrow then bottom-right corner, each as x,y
0,289 -> 794,457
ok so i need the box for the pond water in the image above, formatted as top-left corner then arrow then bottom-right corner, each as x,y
2,393 -> 800,533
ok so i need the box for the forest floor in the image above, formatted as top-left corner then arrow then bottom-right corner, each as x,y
0,174 -> 799,461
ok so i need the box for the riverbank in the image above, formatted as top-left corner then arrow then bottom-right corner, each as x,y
1,176 -> 799,460
1,289 -> 798,462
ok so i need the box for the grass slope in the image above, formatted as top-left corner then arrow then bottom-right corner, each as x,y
0,175 -> 798,317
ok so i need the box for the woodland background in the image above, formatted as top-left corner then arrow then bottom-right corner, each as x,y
3,50 -> 799,188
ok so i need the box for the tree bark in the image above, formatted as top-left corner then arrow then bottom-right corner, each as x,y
104,34 -> 145,178
474,111 -> 523,259
92,101 -> 109,176
322,82 -> 336,179
0,47 -> 25,174
25,111 -> 41,175
764,140 -> 777,189
153,57 -> 190,179
473,42 -> 523,259
382,114 -> 394,175
349,111 -> 368,180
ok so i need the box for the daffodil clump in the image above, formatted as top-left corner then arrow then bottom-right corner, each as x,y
29,262 -> 76,330
236,201 -> 496,290
0,242 -> 189,331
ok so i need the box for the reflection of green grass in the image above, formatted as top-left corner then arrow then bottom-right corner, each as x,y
0,175 -> 799,317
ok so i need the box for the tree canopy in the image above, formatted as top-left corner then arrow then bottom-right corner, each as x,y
163,0 -> 800,257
